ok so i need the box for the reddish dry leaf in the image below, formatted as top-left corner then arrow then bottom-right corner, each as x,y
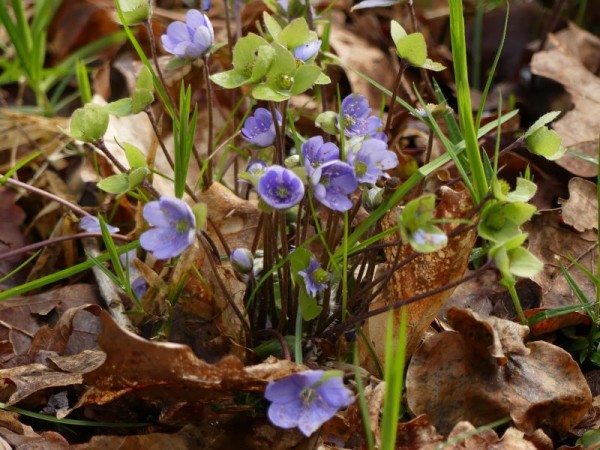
530,25 -> 600,178
525,309 -> 591,336
406,308 -> 591,435
0,189 -> 26,288
525,211 -> 597,309
559,178 -> 598,233
363,185 -> 477,368
0,410 -> 68,449
396,415 -> 444,449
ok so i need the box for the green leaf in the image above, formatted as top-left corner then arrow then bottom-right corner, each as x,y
390,20 -> 407,44
277,18 -> 312,50
252,83 -> 289,101
421,58 -> 446,71
507,178 -> 537,203
522,111 -> 561,139
291,64 -> 322,95
299,290 -> 322,320
233,33 -> 270,71
507,246 -> 543,278
262,12 -> 282,40
123,142 -> 146,169
478,201 -> 536,243
132,89 -> 154,113
128,166 -> 149,188
165,56 -> 190,70
314,72 -> 331,85
210,69 -> 250,89
316,111 -> 338,134
396,33 -> 427,67
136,65 -> 153,91
97,173 -> 130,194
400,194 -> 436,231
525,126 -> 563,158
249,45 -> 276,84
106,98 -> 133,117
192,202 -> 207,231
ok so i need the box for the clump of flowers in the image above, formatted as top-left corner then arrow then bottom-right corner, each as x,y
310,160 -> 357,212
298,255 -> 329,297
265,370 -> 354,436
257,165 -> 305,210
140,196 -> 196,259
301,136 -> 340,177
241,108 -> 282,147
161,10 -> 214,60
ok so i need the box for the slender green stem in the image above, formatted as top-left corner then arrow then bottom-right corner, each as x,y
504,278 -> 527,325
295,304 -> 303,364
353,343 -> 375,450
449,0 -> 488,202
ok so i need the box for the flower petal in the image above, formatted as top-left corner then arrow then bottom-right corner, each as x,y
268,401 -> 303,429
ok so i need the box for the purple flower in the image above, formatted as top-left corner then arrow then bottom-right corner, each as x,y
347,138 -> 398,184
311,161 -> 357,212
298,256 -> 329,297
293,40 -> 321,62
230,248 -> 254,274
301,136 -> 339,177
258,165 -> 305,210
79,216 -> 120,234
161,10 -> 214,59
265,370 -> 354,437
140,196 -> 196,260
242,108 -> 281,147
338,94 -> 382,137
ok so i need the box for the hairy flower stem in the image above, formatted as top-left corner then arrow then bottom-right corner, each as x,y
277,212 -> 291,333
0,232 -> 130,262
2,177 -> 90,218
144,20 -> 178,112
415,129 -> 434,196
384,60 -> 408,136
223,0 -> 234,60
406,0 -> 436,99
203,56 -> 215,187
269,102 -> 286,165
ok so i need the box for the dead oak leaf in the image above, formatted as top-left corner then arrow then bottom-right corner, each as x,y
559,177 -> 598,232
406,308 -> 591,435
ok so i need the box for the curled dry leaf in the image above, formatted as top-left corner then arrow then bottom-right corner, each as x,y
0,410 -> 69,450
406,308 -> 592,435
362,185 -> 477,369
73,310 -> 300,415
396,415 -> 444,449
559,177 -> 598,232
530,25 -> 600,177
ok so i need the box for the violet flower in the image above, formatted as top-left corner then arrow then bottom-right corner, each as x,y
311,161 -> 357,212
242,108 -> 281,147
230,248 -> 254,274
120,250 -> 148,299
161,10 -> 214,60
293,40 -> 321,62
337,94 -> 382,137
301,136 -> 339,177
298,256 -> 329,297
347,138 -> 398,184
265,370 -> 354,437
258,165 -> 305,210
79,216 -> 120,234
140,196 -> 196,260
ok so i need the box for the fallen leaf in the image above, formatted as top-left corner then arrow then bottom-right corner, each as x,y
559,178 -> 598,232
0,189 -> 26,288
525,211 -> 597,309
406,308 -> 591,435
530,25 -> 600,177
0,410 -> 69,450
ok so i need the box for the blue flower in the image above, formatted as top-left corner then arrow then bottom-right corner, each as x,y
161,10 -> 214,59
258,165 -> 305,210
311,160 -> 357,212
293,40 -> 321,62
79,216 -> 120,234
347,138 -> 398,184
298,256 -> 329,297
140,196 -> 196,260
241,108 -> 281,147
265,370 -> 354,436
301,136 -> 339,177
338,94 -> 382,137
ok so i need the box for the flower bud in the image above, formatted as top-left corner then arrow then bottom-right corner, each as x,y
230,248 -> 254,274
70,103 -> 109,143
118,0 -> 152,26
315,111 -> 339,135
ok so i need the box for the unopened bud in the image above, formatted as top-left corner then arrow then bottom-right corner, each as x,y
230,248 -> 254,274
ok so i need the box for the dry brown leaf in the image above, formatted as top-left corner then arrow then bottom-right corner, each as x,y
530,25 -> 600,177
406,308 -> 591,435
559,177 -> 598,232
0,410 -> 68,449
362,185 -> 477,369
525,211 -> 597,309
74,311 -> 300,414
396,415 -> 444,449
